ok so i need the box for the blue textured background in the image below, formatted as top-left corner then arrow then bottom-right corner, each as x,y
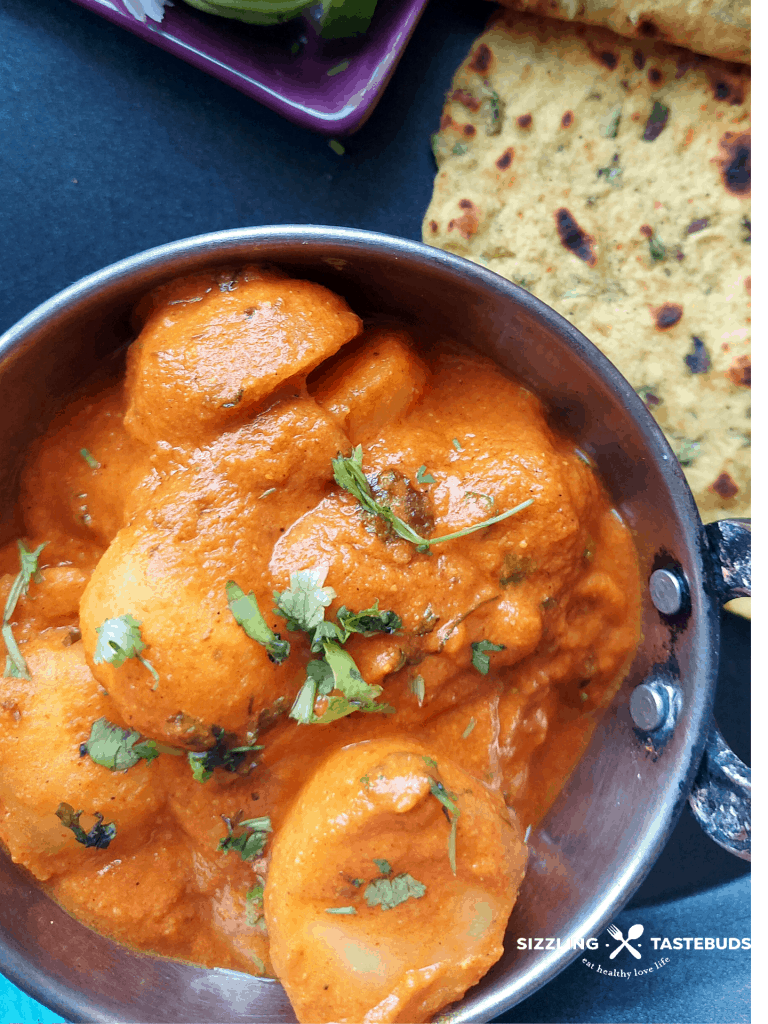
0,1 -> 750,1021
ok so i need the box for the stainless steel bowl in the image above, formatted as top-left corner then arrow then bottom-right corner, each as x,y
0,227 -> 750,1023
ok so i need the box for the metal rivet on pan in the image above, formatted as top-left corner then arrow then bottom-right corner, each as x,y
630,681 -> 670,732
649,568 -> 687,615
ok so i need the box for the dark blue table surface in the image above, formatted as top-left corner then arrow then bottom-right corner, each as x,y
0,1 -> 750,1021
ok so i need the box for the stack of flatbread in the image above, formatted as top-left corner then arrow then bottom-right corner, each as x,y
423,2 -> 750,547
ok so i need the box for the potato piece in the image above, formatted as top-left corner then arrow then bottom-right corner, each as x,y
311,328 -> 427,443
0,635 -> 164,881
50,825 -> 199,954
124,267 -> 361,445
20,383 -> 151,561
80,397 -> 349,746
265,737 -> 526,1024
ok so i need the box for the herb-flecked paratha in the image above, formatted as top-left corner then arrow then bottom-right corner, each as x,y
423,10 -> 750,527
491,0 -> 750,63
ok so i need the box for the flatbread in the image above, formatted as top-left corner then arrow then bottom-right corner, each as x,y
492,0 -> 750,63
423,10 -> 750,529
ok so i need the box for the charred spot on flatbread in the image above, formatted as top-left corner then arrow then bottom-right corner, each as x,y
561,111 -> 574,127
684,338 -> 711,374
555,209 -> 597,266
496,148 -> 514,169
709,472 -> 739,500
716,133 -> 750,196
643,101 -> 670,141
726,355 -> 750,388
469,43 -> 493,74
653,303 -> 683,330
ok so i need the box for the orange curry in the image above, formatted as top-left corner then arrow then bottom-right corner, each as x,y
0,266 -> 641,1023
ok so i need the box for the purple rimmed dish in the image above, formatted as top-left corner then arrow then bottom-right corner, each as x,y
0,226 -> 750,1022
68,0 -> 430,135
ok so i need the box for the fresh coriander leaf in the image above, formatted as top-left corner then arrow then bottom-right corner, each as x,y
336,602 -> 402,639
187,728 -> 263,783
418,500 -> 534,551
289,658 -> 335,724
85,717 -> 162,771
422,756 -> 438,770
452,438 -> 463,451
332,447 -> 425,546
428,777 -> 460,874
648,233 -> 666,261
325,906 -> 357,914
258,487 -> 277,499
226,581 -> 290,664
462,717 -> 476,739
245,880 -> 265,926
56,801 -> 116,849
322,641 -> 377,701
599,105 -> 622,139
373,858 -> 392,876
313,693 -> 395,725
409,674 -> 425,705
93,614 -> 160,685
471,640 -> 506,675
273,568 -> 336,633
452,142 -> 468,155
309,619 -> 345,652
416,465 -> 436,484
333,447 -> 533,552
218,815 -> 272,861
2,541 -> 47,680
364,873 -> 426,910
463,491 -> 494,508
79,448 -> 100,469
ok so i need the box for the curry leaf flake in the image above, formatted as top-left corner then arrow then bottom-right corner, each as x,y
56,801 -> 116,849
471,640 -> 505,674
93,613 -> 160,686
226,581 -> 290,664
364,873 -> 426,910
218,815 -> 272,861
332,446 -> 533,552
2,540 -> 46,680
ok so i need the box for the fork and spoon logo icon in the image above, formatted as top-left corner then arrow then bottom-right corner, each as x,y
607,923 -> 644,959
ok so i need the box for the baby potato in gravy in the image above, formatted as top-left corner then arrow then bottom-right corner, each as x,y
0,265 -> 641,1023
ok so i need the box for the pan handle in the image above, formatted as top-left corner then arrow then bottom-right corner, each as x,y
688,519 -> 751,861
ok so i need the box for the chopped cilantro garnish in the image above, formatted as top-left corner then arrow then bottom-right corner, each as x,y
218,815 -> 272,861
226,581 -> 290,664
364,873 -> 426,910
452,438 -> 463,451
259,487 -> 277,499
84,717 -> 181,771
336,601 -> 402,639
471,640 -> 505,675
599,105 -> 622,139
428,777 -> 460,874
325,906 -> 357,914
79,448 -> 100,469
93,614 -> 160,686
2,540 -> 46,680
273,568 -> 336,633
409,674 -> 425,705
422,756 -> 438,770
373,858 -> 392,876
245,880 -> 265,927
188,728 -> 263,783
333,446 -> 533,552
462,717 -> 476,739
56,802 -> 116,849
416,465 -> 436,484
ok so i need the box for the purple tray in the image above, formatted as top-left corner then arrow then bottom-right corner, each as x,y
69,0 -> 429,135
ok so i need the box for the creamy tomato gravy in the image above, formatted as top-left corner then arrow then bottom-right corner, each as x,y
0,266 -> 641,1023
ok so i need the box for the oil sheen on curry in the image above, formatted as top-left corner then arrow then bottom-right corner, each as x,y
0,266 -> 641,1024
